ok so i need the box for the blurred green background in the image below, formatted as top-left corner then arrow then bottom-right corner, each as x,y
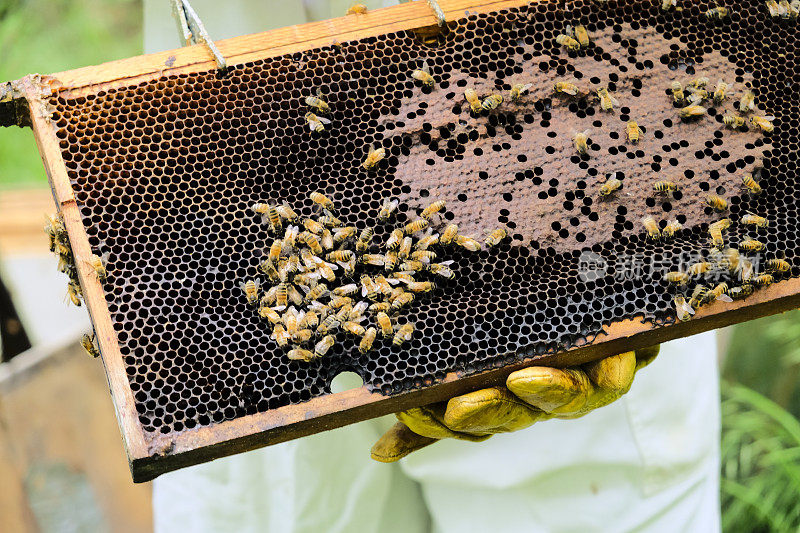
2,0 -> 800,531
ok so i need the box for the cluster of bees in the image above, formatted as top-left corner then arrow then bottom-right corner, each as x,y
766,0 -> 800,18
244,192 -> 507,362
44,213 -> 103,358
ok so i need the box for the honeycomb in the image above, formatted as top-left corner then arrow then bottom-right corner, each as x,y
47,0 -> 800,437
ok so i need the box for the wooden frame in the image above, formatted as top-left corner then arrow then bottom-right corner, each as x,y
6,0 -> 800,482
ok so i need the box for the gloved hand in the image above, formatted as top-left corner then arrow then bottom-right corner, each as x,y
370,346 -> 659,462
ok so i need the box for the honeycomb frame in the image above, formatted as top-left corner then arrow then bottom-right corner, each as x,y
7,0 -> 800,482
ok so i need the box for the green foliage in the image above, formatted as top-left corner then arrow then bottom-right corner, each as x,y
0,0 -> 142,189
721,382 -> 800,532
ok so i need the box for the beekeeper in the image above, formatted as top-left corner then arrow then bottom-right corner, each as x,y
145,2 -> 721,531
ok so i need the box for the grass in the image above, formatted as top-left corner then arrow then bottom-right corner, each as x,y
0,0 -> 141,190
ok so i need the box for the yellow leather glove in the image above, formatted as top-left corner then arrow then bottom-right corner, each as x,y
370,345 -> 659,462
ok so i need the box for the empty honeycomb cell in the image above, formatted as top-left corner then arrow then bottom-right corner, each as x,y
45,0 -> 800,436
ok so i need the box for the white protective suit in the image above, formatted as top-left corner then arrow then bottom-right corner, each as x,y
144,2 -> 721,531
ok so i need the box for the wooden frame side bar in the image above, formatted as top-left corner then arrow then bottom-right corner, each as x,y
20,78 -> 150,469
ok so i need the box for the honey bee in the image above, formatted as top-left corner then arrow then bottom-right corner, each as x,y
464,88 -> 483,114
321,229 -> 334,250
653,180 -> 679,195
739,239 -> 765,252
407,281 -> 434,293
288,348 -> 316,362
664,271 -> 689,284
360,253 -> 385,267
343,321 -> 366,336
705,195 -> 728,211
314,335 -> 335,357
766,258 -> 790,273
273,324 -> 290,348
259,304 -> 282,323
429,261 -> 455,279
86,252 -> 109,281
679,105 -> 706,120
378,198 -> 398,221
374,275 -> 395,296
350,300 -> 369,320
404,219 -> 429,235
597,88 -> 619,111
300,233 -> 323,256
626,121 -> 642,143
416,233 -> 440,250
400,260 -> 426,272
510,83 -> 533,103
261,204 -> 282,232
729,283 -> 755,300
766,0 -> 784,16
573,25 -> 590,47
305,89 -> 330,115
288,284 -> 304,306
440,224 -> 459,245
356,227 -> 374,252
292,329 -> 313,344
361,275 -> 380,300
384,250 -> 398,272
317,315 -> 340,335
555,81 -> 580,97
399,237 -> 413,260
574,130 -> 591,155
319,214 -> 343,228
346,3 -> 368,15
305,283 -> 330,302
485,228 -> 508,247
326,250 -> 354,263
689,285 -> 709,309
662,0 -> 677,11
669,81 -> 685,105
411,61 -> 435,88
712,80 -> 728,105
481,94 -> 504,111
330,296 -> 353,309
268,240 -> 283,263
369,302 -> 391,313
642,216 -> 660,241
741,174 -> 762,195
599,176 -> 622,198
240,279 -> 261,305
709,282 -> 733,303
332,283 -> 357,297
555,33 -> 580,51
333,227 -> 356,244
688,261 -> 713,277
304,218 -> 324,234
674,296 -> 695,321
393,323 -> 414,346
386,228 -> 404,250
723,114 -> 746,129
420,200 -> 446,219
363,145 -> 386,170
390,291 -> 414,312
376,311 -> 393,336
705,6 -> 729,19
275,282 -> 288,310
710,218 -> 733,232
284,225 -> 299,249
81,333 -> 101,358
310,191 -> 334,210
251,203 -> 270,214
411,250 -> 437,262
739,90 -> 756,113
662,219 -> 683,239
305,112 -> 331,133
754,274 -> 775,287
741,213 -> 769,228
455,235 -> 482,251
359,327 -> 377,354
749,115 -> 774,133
